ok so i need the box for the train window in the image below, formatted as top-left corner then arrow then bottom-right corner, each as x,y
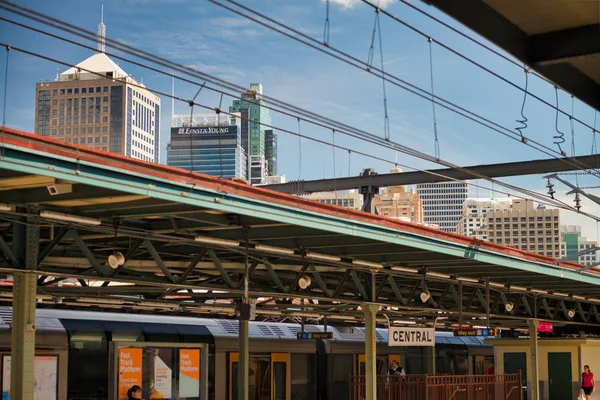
291,354 -> 317,400
273,361 -> 287,400
69,331 -> 107,352
112,332 -> 144,342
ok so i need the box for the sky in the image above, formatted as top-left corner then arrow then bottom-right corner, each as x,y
0,0 -> 599,241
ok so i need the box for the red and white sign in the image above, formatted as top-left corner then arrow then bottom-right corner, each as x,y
537,321 -> 553,333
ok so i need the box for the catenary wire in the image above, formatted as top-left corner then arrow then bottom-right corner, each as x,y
0,6 -> 595,210
1,5 -> 599,181
203,0 -> 600,177
360,0 -> 600,139
2,43 -> 598,221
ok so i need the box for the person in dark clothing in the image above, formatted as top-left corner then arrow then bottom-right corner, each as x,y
127,385 -> 143,400
388,360 -> 406,377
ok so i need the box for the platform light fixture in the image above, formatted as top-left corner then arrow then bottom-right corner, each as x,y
426,271 -> 451,279
391,266 -> 420,274
194,235 -> 240,247
488,282 -> 506,289
530,288 -> 547,295
305,251 -> 341,262
39,210 -> 101,226
456,277 -> 479,284
352,259 -> 383,269
255,244 -> 295,255
0,203 -> 14,212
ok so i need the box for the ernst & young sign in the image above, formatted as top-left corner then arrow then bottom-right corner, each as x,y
175,126 -> 233,135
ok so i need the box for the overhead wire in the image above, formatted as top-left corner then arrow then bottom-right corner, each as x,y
361,0 -> 600,140
0,22 -> 593,214
428,38 -> 440,160
2,4 -> 600,183
202,0 -> 600,178
553,87 -> 567,156
0,9 -> 598,217
1,42 -> 595,220
515,67 -> 529,143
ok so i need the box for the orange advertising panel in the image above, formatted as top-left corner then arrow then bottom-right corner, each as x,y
179,349 -> 200,397
118,348 -> 143,400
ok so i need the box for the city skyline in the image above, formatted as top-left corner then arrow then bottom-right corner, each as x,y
1,0 -> 599,241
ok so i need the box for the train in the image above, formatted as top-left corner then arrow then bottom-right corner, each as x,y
0,307 -> 493,400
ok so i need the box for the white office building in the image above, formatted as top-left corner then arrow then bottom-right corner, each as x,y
416,182 -> 469,233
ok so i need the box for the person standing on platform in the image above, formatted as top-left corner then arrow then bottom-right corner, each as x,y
581,365 -> 595,400
127,385 -> 143,400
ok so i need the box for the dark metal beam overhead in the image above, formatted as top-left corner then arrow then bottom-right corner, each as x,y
264,154 -> 600,194
530,24 -> 600,65
423,0 -> 600,112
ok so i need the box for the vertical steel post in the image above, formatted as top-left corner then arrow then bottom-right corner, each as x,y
200,344 -> 209,400
10,218 -> 39,400
238,228 -> 250,400
528,319 -> 539,400
363,303 -> 378,400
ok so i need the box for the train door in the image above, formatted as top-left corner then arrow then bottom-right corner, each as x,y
358,354 -> 393,375
229,352 -> 289,400
271,353 -> 289,400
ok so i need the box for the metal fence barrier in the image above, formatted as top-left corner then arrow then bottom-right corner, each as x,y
349,373 -> 522,400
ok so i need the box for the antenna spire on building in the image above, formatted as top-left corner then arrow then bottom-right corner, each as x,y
97,5 -> 106,53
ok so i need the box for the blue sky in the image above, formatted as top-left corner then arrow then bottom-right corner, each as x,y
1,0 -> 599,240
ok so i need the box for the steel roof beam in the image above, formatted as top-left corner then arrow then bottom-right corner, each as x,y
423,0 -> 600,112
264,154 -> 600,194
531,24 -> 600,65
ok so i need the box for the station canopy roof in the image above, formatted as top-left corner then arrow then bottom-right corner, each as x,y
1,127 -> 600,330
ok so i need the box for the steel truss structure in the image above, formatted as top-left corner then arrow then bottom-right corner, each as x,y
1,127 -> 600,331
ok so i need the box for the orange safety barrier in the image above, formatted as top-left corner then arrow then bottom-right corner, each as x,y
349,372 -> 522,400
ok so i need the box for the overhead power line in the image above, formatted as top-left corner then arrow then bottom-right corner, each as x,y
3,42 -> 598,222
204,0 -> 600,178
0,3 -> 597,216
2,0 -> 598,183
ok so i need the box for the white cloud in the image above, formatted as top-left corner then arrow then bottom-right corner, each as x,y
326,0 -> 395,10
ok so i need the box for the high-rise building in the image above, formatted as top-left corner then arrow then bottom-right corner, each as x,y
416,182 -> 469,233
167,113 -> 246,179
307,190 -> 363,210
373,169 -> 424,223
265,129 -> 278,175
560,225 -> 599,267
456,198 -> 512,240
34,14 -> 160,162
487,199 -> 561,258
229,83 -> 274,184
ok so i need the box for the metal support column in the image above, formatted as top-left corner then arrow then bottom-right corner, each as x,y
528,319 -> 540,400
237,319 -> 249,400
11,217 -> 39,400
363,304 -> 378,400
237,227 -> 250,400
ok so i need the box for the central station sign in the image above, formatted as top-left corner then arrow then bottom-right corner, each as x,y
388,327 -> 435,347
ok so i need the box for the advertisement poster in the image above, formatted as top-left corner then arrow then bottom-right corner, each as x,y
179,349 -> 200,397
118,348 -> 142,400
2,355 -> 58,400
148,348 -> 172,399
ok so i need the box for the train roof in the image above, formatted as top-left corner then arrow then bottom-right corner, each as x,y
0,307 -> 489,345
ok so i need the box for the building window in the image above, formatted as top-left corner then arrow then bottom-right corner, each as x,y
103,86 -> 108,92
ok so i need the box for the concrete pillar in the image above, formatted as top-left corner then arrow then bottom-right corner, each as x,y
364,304 -> 378,400
10,218 -> 38,400
237,319 -> 249,400
528,319 -> 540,400
11,272 -> 37,400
